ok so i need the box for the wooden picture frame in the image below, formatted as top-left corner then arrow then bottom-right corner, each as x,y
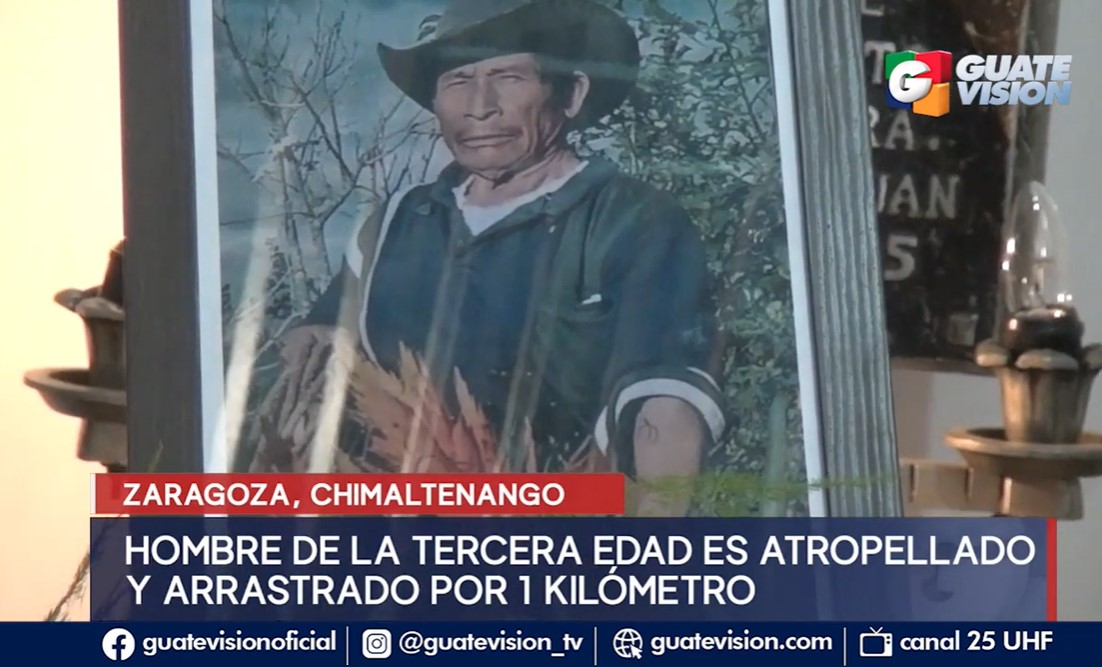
118,0 -> 901,517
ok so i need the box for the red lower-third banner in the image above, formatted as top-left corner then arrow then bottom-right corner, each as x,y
91,473 -> 626,516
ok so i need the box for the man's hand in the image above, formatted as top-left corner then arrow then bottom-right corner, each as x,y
631,396 -> 705,517
280,324 -> 337,370
249,325 -> 343,472
275,325 -> 341,438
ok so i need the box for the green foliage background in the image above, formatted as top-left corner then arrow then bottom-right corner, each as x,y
578,0 -> 807,515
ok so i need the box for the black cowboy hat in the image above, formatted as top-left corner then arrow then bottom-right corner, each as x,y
377,0 -> 640,127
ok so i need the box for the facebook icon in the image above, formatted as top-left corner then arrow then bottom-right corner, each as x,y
101,628 -> 136,661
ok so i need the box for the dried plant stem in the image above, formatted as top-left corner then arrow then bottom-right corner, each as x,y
44,459 -> 141,622
43,550 -> 90,622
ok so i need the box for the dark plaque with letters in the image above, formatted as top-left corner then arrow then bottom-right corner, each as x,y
861,0 -> 1059,372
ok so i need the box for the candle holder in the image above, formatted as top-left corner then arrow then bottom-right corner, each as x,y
24,240 -> 128,471
902,183 -> 1102,519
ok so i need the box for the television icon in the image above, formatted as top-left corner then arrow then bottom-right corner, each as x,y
859,628 -> 893,658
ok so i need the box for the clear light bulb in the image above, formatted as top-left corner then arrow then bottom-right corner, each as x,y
1000,182 -> 1072,313
997,181 -> 1082,355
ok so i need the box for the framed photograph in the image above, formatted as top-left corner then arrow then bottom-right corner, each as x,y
119,0 -> 900,517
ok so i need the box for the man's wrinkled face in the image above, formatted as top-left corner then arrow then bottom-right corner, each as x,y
433,53 -> 566,176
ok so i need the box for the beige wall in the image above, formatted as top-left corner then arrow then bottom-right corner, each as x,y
0,0 -> 119,620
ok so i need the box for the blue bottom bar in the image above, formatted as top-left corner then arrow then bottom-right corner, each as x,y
0,622 -> 1079,665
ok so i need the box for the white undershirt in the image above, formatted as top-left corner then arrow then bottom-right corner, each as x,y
453,161 -> 589,236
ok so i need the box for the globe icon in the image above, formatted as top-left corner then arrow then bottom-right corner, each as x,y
612,628 -> 644,659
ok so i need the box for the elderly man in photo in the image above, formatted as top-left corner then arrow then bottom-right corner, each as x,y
258,0 -> 726,516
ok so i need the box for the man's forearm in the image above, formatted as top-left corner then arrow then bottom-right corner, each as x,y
631,396 -> 705,516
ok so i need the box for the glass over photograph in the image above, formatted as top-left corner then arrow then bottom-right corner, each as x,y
207,0 -> 820,516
